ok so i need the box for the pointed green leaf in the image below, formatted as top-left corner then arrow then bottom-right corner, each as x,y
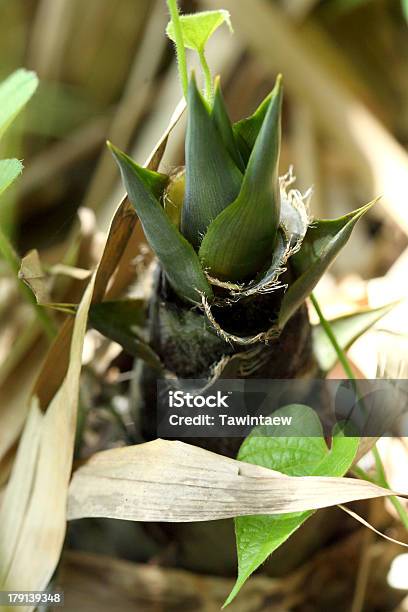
211,78 -> 245,172
0,159 -> 23,197
313,302 -> 395,374
89,300 -> 163,371
226,406 -> 359,607
166,9 -> 232,53
181,76 -> 242,248
108,143 -> 213,304
0,69 -> 39,138
233,89 -> 274,162
199,77 -> 283,282
279,200 -> 376,329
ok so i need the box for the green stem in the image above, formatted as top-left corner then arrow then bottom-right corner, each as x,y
0,225 -> 57,340
371,443 -> 408,530
311,292 -> 408,532
167,0 -> 188,98
199,49 -> 213,103
310,293 -> 355,381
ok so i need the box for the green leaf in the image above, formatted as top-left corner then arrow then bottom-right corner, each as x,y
313,302 -> 395,374
108,143 -> 213,304
279,200 -> 376,329
181,76 -> 242,248
199,77 -> 282,281
211,78 -> 245,172
89,301 -> 163,371
226,406 -> 359,606
233,89 -> 274,163
0,159 -> 23,197
403,0 -> 408,23
166,9 -> 232,53
0,69 -> 39,139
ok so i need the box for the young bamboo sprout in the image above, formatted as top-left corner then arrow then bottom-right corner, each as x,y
97,2 -> 394,606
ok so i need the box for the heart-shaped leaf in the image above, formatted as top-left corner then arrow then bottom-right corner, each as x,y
313,302 -> 395,374
0,159 -> 23,197
181,76 -> 242,248
199,77 -> 282,281
0,69 -> 38,138
108,143 -> 213,304
166,9 -> 232,53
279,200 -> 376,329
226,405 -> 359,606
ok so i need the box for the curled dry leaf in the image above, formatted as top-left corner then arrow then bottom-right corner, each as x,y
18,249 -> 50,305
67,439 -> 407,523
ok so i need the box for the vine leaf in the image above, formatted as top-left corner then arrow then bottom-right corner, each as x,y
226,405 -> 359,607
166,9 -> 232,53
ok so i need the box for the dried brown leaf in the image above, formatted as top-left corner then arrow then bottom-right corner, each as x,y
0,274 -> 95,603
18,249 -> 50,305
67,439 -> 407,523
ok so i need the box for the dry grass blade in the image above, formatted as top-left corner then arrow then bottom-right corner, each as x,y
0,274 -> 95,604
28,0 -> 74,79
339,505 -> 408,549
67,439 -> 406,523
0,399 -> 42,584
0,338 -> 48,479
